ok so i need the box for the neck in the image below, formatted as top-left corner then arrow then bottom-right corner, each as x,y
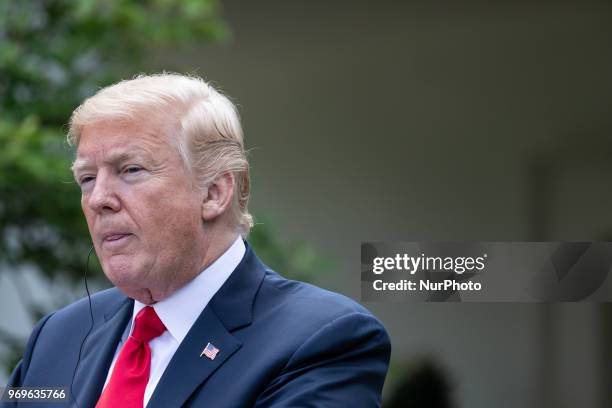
136,228 -> 239,305
198,229 -> 240,275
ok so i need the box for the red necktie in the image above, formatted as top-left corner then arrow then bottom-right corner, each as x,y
96,306 -> 166,408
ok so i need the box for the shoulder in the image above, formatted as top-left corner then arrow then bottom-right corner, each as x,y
8,287 -> 129,386
250,270 -> 391,407
39,287 -> 129,333
262,269 -> 373,317
257,269 -> 389,345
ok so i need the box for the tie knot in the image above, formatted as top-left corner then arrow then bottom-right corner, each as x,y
132,306 -> 166,343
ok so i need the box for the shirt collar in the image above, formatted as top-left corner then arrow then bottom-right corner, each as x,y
130,236 -> 246,344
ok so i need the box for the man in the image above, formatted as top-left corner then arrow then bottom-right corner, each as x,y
3,73 -> 391,407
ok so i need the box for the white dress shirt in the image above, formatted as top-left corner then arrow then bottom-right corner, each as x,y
101,237 -> 246,407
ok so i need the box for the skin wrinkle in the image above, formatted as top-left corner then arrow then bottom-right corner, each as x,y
72,146 -> 159,179
75,113 -> 237,304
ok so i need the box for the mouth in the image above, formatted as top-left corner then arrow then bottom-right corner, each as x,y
101,233 -> 133,248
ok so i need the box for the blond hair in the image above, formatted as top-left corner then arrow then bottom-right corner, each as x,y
68,73 -> 253,236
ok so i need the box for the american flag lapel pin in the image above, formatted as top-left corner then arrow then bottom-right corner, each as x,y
200,342 -> 220,360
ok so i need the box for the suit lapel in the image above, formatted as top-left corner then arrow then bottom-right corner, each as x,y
146,306 -> 242,408
147,242 -> 266,408
70,293 -> 133,408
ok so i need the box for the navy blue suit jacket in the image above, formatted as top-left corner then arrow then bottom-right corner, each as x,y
3,244 -> 391,407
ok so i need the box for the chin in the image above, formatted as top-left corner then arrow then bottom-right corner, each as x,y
105,269 -> 155,303
102,258 -> 149,290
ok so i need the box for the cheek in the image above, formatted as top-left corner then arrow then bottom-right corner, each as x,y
81,204 -> 96,234
166,209 -> 203,242
140,197 -> 203,247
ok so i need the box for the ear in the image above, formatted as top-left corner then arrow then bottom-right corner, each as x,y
201,172 -> 235,222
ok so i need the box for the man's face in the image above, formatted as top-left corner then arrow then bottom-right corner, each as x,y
73,115 -> 207,303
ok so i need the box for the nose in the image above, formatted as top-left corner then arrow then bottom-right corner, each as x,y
87,172 -> 121,213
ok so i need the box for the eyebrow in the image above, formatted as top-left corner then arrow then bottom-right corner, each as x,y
71,146 -> 151,177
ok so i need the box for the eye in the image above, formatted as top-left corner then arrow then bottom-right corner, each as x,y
79,176 -> 95,185
123,166 -> 142,175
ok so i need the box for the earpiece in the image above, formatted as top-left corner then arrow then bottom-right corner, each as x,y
69,245 -> 95,408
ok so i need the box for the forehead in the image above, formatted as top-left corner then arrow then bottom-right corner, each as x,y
73,118 -> 176,169
78,116 -> 170,147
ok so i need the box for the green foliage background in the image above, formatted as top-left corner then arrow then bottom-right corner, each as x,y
0,0 -> 330,377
